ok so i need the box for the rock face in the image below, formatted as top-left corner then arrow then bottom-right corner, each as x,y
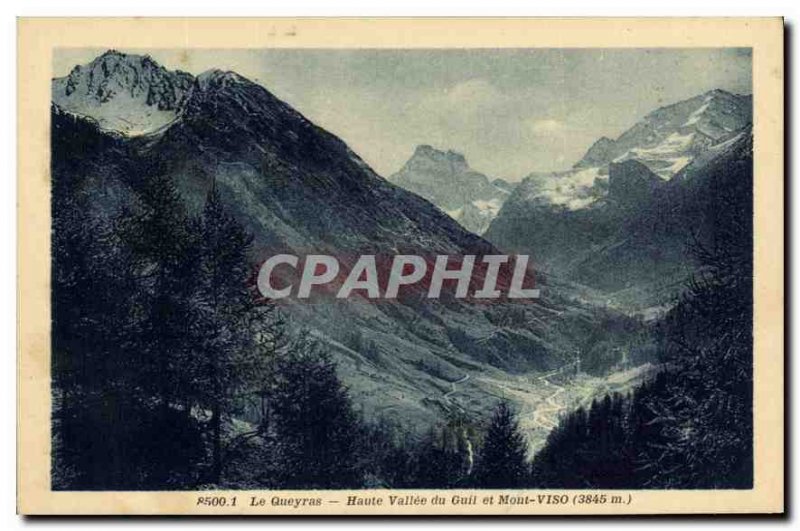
53,52 -> 630,433
52,50 -> 194,135
607,160 -> 663,207
574,137 -> 616,169
389,145 -> 512,235
485,90 -> 752,310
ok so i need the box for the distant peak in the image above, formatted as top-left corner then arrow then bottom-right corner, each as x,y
412,144 -> 467,165
414,144 -> 436,156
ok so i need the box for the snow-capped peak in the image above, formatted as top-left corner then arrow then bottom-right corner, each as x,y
572,88 -> 752,180
52,50 -> 194,135
517,89 -> 751,213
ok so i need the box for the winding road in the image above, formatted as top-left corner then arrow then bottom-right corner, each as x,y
444,374 -> 470,401
531,361 -> 578,431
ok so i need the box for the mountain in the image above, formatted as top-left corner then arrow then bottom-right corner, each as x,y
485,90 -> 752,312
52,52 -> 644,436
389,145 -> 512,235
52,50 -> 194,135
574,89 -> 752,178
504,90 -> 752,225
574,137 -> 616,169
486,122 -> 753,311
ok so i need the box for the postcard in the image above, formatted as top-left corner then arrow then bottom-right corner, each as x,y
17,17 -> 784,515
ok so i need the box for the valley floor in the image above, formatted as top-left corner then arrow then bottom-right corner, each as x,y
473,363 -> 656,455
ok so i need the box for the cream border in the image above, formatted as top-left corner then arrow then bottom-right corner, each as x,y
17,17 -> 784,515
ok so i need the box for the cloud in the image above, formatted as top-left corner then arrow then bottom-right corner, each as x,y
415,78 -> 506,121
528,118 -> 567,134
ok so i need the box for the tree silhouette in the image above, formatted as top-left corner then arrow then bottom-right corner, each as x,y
266,334 -> 362,488
188,185 -> 266,483
473,402 -> 528,488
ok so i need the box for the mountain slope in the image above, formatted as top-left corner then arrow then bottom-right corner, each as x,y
486,126 -> 753,311
503,90 -> 752,221
52,52 -> 645,436
389,145 -> 511,235
484,90 -> 752,311
574,89 -> 752,178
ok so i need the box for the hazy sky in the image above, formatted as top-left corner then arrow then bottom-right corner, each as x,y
54,48 -> 751,181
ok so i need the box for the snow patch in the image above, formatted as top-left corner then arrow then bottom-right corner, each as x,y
471,198 -> 503,215
522,167 -> 603,210
664,156 -> 692,174
684,97 -> 712,126
53,84 -> 180,135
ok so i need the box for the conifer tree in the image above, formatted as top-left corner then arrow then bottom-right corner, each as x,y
118,172 -> 197,413
266,334 -> 361,488
190,185 -> 271,484
51,168 -> 207,488
412,424 -> 471,488
474,402 -> 529,488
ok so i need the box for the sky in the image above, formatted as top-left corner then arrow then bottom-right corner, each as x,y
54,48 -> 752,181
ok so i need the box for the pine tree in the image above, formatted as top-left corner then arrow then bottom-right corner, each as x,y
117,172 -> 198,413
411,424 -> 471,488
51,168 -> 207,489
190,185 -> 271,484
266,334 -> 362,488
531,405 -> 587,487
474,402 -> 529,488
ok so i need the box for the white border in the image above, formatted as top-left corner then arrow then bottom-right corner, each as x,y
6,2 -> 795,529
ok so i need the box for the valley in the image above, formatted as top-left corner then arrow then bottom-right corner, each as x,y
51,49 -> 751,458
469,362 -> 655,454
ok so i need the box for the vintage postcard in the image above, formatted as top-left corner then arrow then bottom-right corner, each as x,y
17,18 -> 784,515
